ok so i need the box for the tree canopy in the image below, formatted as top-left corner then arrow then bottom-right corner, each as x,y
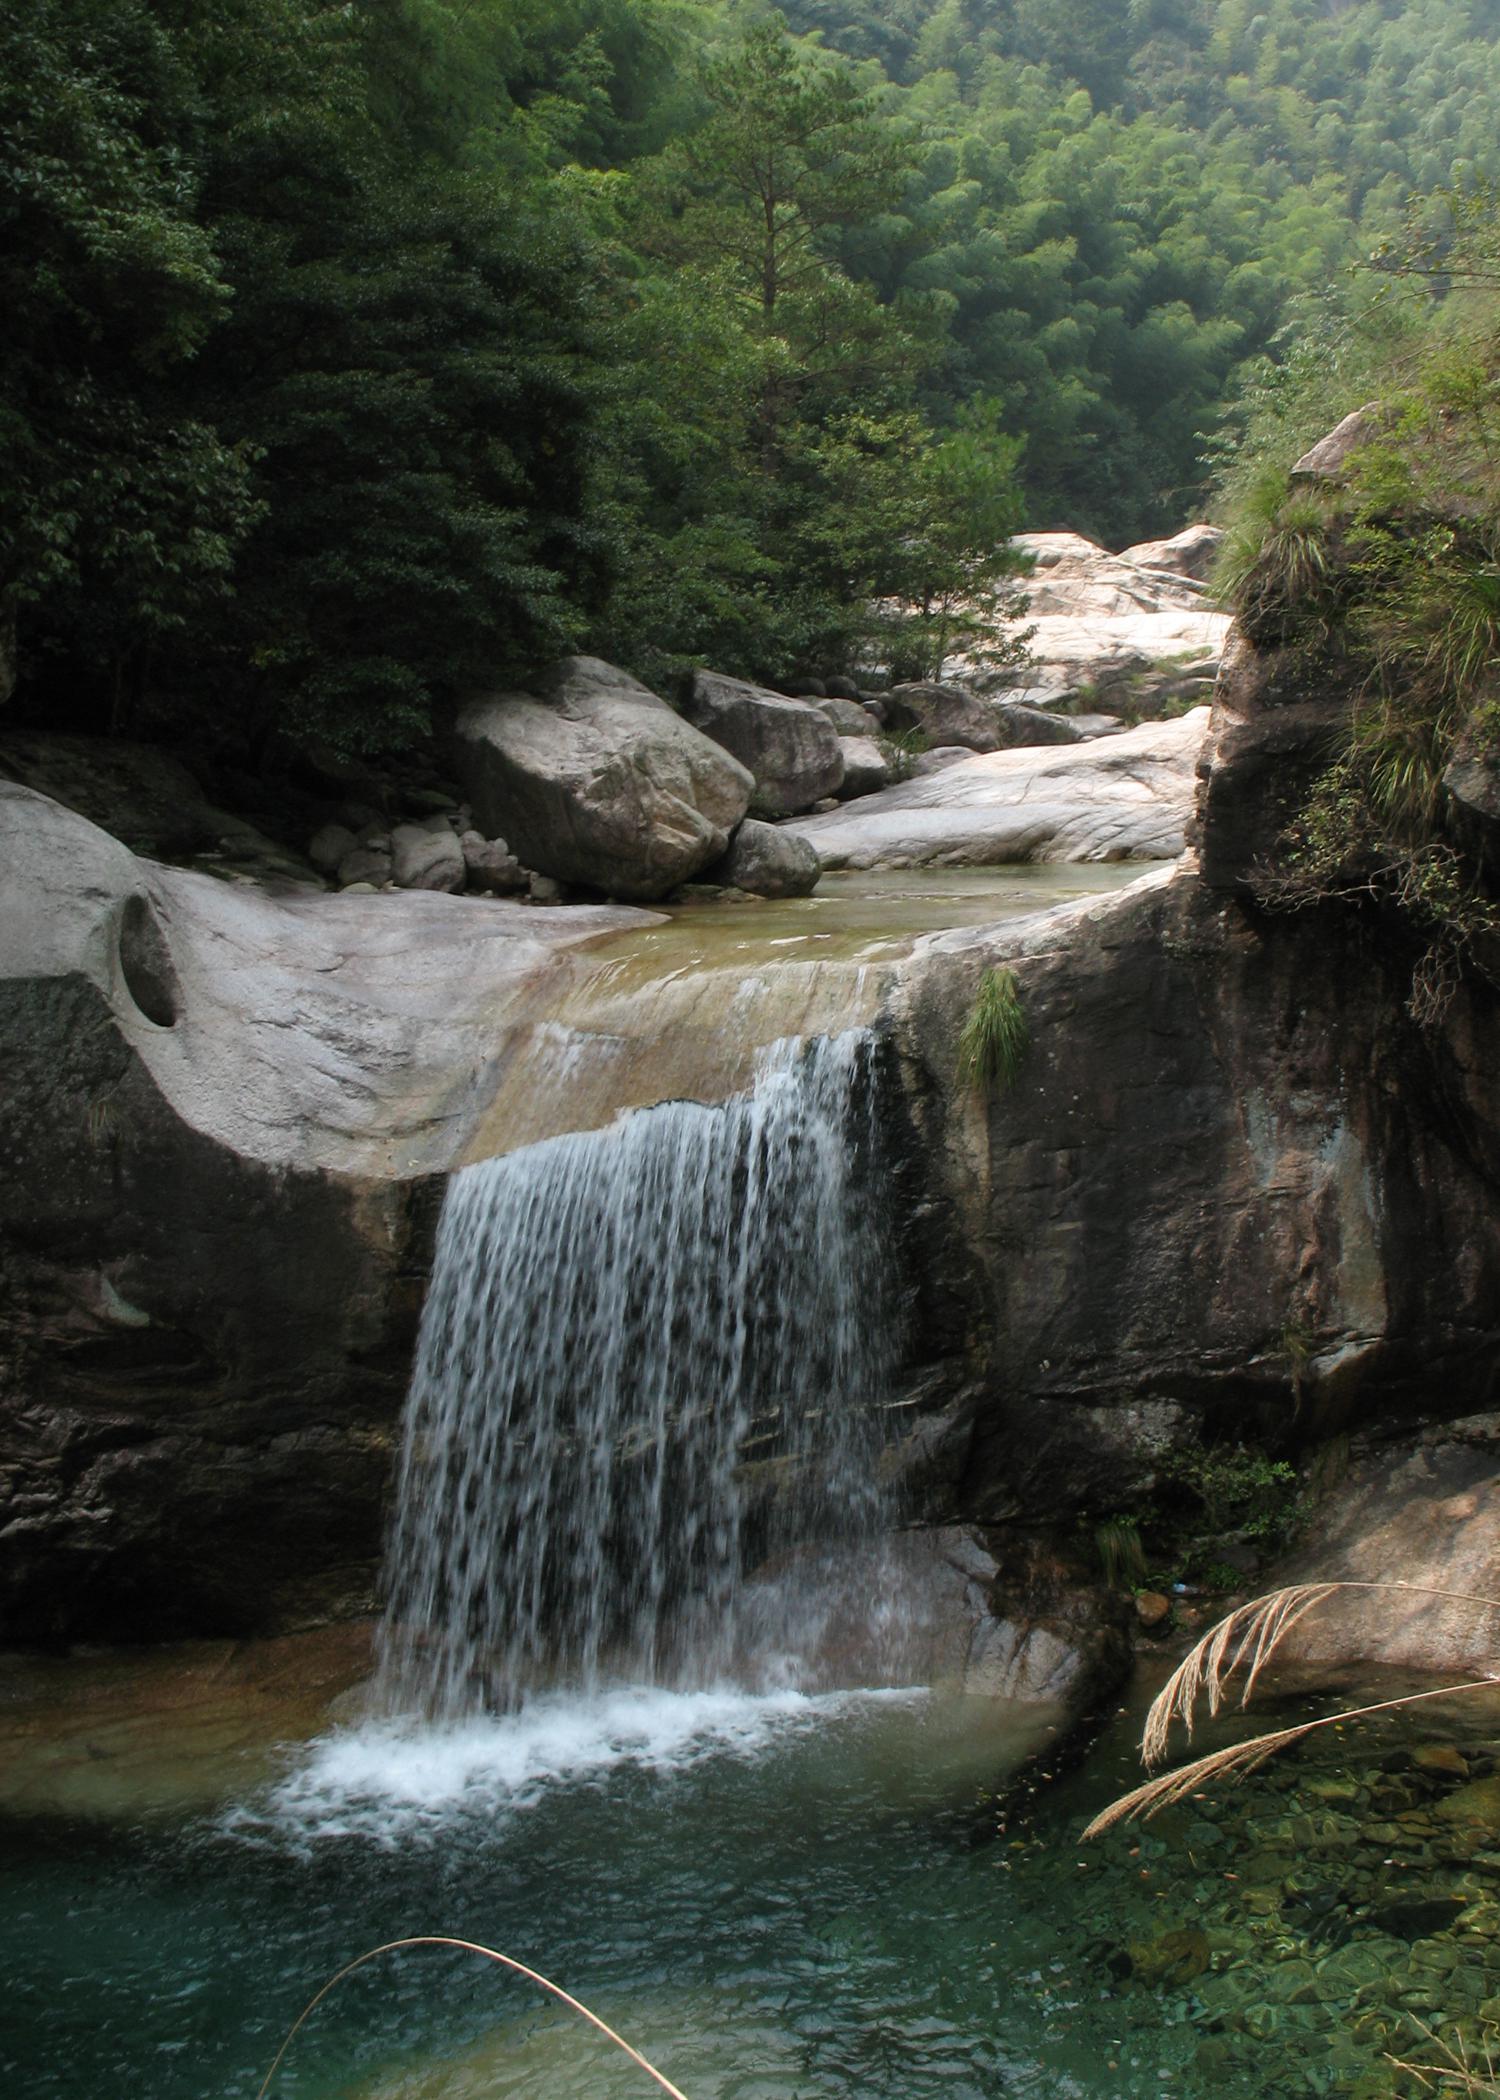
8,0 -> 1500,756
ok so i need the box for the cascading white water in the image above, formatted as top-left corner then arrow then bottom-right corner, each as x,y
377,1030 -> 903,1720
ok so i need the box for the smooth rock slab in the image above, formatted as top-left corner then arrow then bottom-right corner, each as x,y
454,656 -> 753,901
783,710 -> 1211,867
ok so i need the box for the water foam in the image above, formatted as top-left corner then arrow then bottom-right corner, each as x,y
228,1684 -> 923,1848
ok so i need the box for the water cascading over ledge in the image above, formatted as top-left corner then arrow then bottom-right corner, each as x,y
377,1030 -> 905,1719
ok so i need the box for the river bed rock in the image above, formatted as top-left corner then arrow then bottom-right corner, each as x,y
681,669 -> 845,815
782,710 -> 1209,867
954,529 -> 1231,699
453,656 -> 753,900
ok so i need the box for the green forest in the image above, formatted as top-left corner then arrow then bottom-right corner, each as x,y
8,0 -> 1500,761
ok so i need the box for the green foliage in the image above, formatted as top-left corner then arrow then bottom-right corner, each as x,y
0,0 -> 253,707
21,0 -> 1500,753
1094,1516 -> 1148,1592
956,966 -> 1029,1095
1218,195 -> 1500,1018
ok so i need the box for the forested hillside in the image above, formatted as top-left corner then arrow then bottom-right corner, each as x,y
7,0 -> 1500,761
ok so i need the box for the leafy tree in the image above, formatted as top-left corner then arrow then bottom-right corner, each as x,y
678,16 -> 918,319
0,0 -> 251,715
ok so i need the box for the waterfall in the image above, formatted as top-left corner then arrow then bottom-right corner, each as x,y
377,1030 -> 903,1719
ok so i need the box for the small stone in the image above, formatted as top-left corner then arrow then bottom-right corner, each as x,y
1134,1590 -> 1172,1628
528,874 -> 566,904
309,822 -> 357,875
459,831 -> 527,895
1439,1778 -> 1500,1832
1125,1925 -> 1211,1986
390,822 -> 465,893
1413,1744 -> 1471,1778
337,844 -> 393,887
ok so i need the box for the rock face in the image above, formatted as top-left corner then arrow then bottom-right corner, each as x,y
680,669 -> 844,815
953,529 -> 1231,698
783,710 -> 1209,868
1274,1420 -> 1500,1674
882,681 -> 1003,753
888,862 -> 1500,1550
1191,629 -> 1350,891
0,782 -> 655,1639
704,818 -> 820,898
1443,724 -> 1500,884
453,657 -> 753,901
882,525 -> 1500,1635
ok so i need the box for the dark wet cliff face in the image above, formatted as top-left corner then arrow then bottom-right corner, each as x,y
0,971 -> 438,1642
890,634 -> 1500,1537
2,605 -> 1498,1649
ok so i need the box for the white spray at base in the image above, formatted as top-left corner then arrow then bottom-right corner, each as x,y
377,1029 -> 905,1721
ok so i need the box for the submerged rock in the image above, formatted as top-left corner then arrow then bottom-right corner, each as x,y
453,656 -> 753,901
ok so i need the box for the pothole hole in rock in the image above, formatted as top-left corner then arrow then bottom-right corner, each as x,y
117,894 -> 181,1028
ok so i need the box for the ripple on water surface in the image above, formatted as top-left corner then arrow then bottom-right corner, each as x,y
11,1652 -> 1498,2100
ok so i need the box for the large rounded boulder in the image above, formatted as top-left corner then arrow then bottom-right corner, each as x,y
882,681 -> 1004,753
681,670 -> 844,816
453,658 -> 753,901
707,818 -> 820,898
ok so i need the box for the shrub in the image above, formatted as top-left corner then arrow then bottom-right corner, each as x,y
956,966 -> 1028,1095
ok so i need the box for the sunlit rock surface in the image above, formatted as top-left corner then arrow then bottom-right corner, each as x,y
953,528 -> 1231,695
782,709 -> 1210,867
453,656 -> 754,899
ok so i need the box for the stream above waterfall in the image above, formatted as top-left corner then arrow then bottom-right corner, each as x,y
467,862 -> 1144,1154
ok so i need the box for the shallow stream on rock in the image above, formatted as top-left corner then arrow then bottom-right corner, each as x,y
468,863 -> 1141,1153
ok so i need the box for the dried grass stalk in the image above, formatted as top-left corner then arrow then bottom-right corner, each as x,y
1387,2012 -> 1500,2096
257,1934 -> 692,2100
1084,1676 -> 1498,1838
1084,1577 -> 1500,1840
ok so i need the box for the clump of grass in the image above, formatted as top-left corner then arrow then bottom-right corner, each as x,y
1215,467 -> 1342,638
957,966 -> 1028,1094
879,726 -> 930,781
1094,1516 -> 1147,1590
